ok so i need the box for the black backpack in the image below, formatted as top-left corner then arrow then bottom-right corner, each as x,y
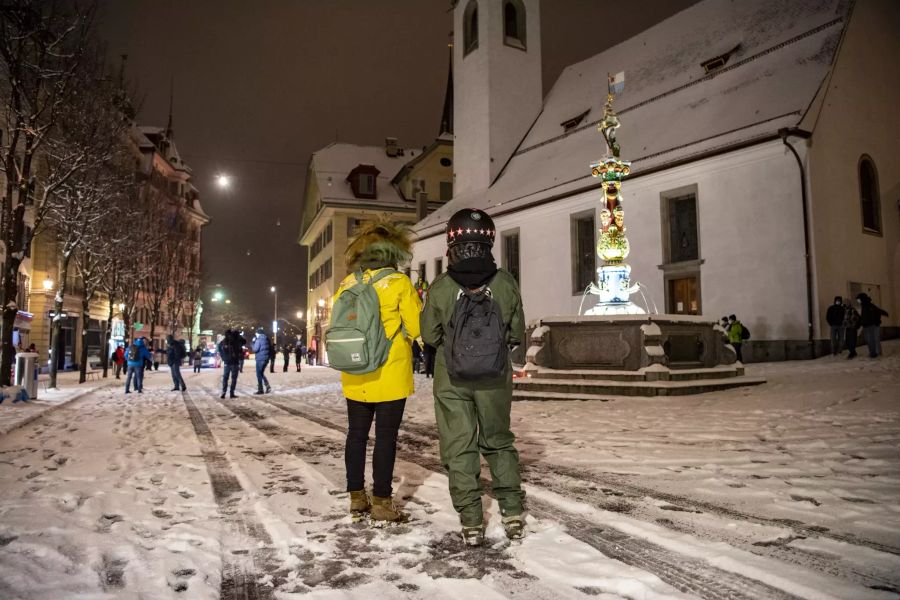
741,325 -> 751,340
176,340 -> 187,360
127,344 -> 139,361
444,283 -> 508,380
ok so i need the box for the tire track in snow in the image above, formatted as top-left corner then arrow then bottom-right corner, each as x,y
182,391 -> 275,600
236,393 -> 801,600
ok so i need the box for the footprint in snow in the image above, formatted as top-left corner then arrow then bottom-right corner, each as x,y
96,552 -> 128,590
97,513 -> 124,532
167,567 -> 196,592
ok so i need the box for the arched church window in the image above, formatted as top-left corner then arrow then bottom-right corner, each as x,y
504,0 -> 526,49
463,1 -> 478,56
859,155 -> 881,234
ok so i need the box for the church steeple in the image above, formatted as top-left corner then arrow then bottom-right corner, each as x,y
165,77 -> 174,141
439,39 -> 454,136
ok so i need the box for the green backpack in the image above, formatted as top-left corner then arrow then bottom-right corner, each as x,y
325,269 -> 396,375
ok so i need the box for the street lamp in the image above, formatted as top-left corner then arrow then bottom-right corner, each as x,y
42,278 -> 54,291
215,173 -> 232,189
270,286 -> 278,343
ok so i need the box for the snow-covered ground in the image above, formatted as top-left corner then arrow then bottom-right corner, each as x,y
0,343 -> 898,599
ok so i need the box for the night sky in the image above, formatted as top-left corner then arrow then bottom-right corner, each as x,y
97,0 -> 697,327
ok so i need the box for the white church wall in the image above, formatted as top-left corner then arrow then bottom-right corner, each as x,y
413,141 -> 810,341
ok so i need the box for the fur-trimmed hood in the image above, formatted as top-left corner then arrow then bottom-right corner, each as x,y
345,218 -> 412,270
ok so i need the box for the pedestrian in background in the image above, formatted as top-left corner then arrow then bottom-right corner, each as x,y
218,329 -> 243,398
192,347 -> 202,373
412,339 -> 423,374
825,296 -> 845,356
423,343 -> 436,378
252,328 -> 272,394
166,334 -> 187,392
857,293 -> 889,358
112,345 -> 125,379
727,315 -> 745,362
842,298 -> 860,359
294,343 -> 303,373
282,344 -> 291,372
124,338 -> 152,394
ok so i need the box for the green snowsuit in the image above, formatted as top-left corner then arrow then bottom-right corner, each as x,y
420,268 -> 526,527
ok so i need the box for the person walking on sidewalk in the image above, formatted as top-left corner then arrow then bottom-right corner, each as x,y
856,293 -> 889,358
218,329 -> 244,398
124,338 -> 152,394
252,328 -> 272,394
192,347 -> 202,373
420,208 -> 527,546
328,219 -> 421,525
842,298 -> 860,359
166,335 -> 187,391
826,296 -> 846,356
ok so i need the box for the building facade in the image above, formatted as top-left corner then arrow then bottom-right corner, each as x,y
298,138 -> 454,362
411,0 -> 899,361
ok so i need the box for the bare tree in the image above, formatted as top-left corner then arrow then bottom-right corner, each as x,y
42,48 -> 129,388
0,0 -> 95,384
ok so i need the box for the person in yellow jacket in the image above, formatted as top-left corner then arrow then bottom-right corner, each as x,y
332,219 -> 421,523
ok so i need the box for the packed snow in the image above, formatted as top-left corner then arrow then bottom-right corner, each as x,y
0,342 -> 898,599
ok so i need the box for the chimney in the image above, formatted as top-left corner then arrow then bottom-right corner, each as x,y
385,137 -> 399,157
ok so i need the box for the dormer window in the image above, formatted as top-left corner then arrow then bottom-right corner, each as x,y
346,164 -> 380,199
359,173 -> 375,195
463,0 -> 478,56
503,0 -> 526,50
701,44 -> 740,74
561,109 -> 590,132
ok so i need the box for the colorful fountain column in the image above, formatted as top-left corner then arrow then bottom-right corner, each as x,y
584,80 -> 645,316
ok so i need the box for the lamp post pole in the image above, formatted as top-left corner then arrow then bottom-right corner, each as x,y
271,286 -> 278,345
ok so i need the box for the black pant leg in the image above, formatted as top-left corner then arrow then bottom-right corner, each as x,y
371,399 -> 407,498
345,400 -> 376,493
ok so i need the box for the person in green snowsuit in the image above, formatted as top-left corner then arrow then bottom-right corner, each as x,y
727,314 -> 745,362
420,208 -> 526,546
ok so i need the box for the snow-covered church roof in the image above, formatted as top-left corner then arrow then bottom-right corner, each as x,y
415,0 -> 851,238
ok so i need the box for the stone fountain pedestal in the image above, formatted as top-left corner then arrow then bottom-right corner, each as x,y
516,315 -> 765,400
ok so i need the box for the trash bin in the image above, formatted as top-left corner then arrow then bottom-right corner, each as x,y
15,352 -> 39,399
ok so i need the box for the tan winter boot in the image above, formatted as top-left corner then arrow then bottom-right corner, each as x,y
370,495 -> 408,525
349,490 -> 370,521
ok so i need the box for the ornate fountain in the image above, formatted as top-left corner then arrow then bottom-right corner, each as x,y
584,88 -> 644,315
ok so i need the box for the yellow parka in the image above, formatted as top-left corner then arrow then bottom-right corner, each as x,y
332,268 -> 422,402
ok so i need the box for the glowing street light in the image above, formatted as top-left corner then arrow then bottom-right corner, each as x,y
317,298 -> 325,308
296,311 -> 303,320
214,173 -> 232,189
42,278 -> 54,291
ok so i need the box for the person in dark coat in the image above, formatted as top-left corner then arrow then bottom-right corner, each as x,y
842,298 -> 860,359
423,343 -> 436,378
282,344 -> 291,372
166,334 -> 187,391
411,339 -> 423,374
856,293 -> 889,358
252,328 -> 272,394
218,329 -> 244,398
294,343 -> 303,372
825,296 -> 846,356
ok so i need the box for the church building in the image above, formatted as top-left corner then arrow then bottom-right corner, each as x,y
411,0 -> 899,361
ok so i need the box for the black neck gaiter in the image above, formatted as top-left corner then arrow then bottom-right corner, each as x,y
447,256 -> 498,289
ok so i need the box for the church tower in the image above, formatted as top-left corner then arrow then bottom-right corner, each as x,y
453,0 -> 542,197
